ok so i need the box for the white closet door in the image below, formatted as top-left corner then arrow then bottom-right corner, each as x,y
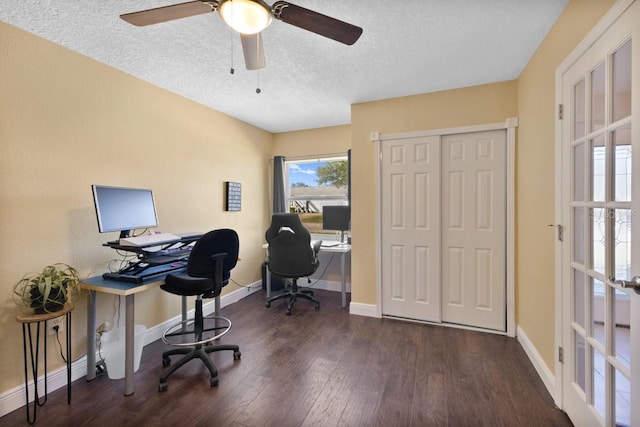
381,136 -> 442,322
380,130 -> 506,331
441,130 -> 506,331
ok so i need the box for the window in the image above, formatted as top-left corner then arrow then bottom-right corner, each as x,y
285,154 -> 349,234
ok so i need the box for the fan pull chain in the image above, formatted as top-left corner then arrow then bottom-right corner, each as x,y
229,28 -> 235,74
256,71 -> 261,94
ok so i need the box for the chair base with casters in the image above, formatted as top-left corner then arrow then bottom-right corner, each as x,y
265,278 -> 319,315
159,295 -> 240,391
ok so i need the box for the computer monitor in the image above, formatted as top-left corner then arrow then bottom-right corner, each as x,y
322,205 -> 350,242
91,185 -> 159,239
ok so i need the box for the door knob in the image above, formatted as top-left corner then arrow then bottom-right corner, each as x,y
609,276 -> 640,294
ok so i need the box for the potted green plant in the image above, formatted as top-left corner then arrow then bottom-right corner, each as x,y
12,263 -> 81,314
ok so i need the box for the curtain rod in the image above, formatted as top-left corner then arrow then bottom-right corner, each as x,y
268,151 -> 349,162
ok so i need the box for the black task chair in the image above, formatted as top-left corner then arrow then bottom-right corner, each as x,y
158,229 -> 241,392
265,213 -> 321,315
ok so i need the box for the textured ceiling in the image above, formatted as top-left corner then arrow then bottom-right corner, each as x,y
0,0 -> 568,133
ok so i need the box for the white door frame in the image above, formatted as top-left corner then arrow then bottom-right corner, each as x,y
372,117 -> 518,337
553,0 -> 636,410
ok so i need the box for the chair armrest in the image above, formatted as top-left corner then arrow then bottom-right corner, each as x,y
312,240 -> 322,263
210,252 -> 228,262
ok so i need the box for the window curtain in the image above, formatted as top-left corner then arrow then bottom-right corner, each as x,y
273,156 -> 286,213
347,149 -> 351,205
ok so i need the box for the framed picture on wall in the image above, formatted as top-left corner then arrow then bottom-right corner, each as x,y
225,181 -> 241,211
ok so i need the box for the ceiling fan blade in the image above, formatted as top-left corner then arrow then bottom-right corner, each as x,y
271,2 -> 363,45
241,33 -> 266,70
120,1 -> 217,26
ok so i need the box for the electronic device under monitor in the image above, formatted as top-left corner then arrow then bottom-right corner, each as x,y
322,205 -> 351,242
91,185 -> 159,239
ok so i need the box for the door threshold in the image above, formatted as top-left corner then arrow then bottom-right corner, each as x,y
382,314 -> 507,336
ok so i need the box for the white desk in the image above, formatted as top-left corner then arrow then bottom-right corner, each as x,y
263,242 -> 351,308
81,276 -> 164,396
81,272 -> 191,396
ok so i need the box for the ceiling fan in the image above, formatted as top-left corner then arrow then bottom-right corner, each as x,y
120,0 -> 363,71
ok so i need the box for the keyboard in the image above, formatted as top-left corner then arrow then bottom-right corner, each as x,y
156,247 -> 192,260
320,241 -> 342,247
119,233 -> 181,247
178,232 -> 203,239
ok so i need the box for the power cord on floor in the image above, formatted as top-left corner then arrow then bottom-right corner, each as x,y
52,325 -> 85,365
230,278 -> 253,289
305,252 -> 336,288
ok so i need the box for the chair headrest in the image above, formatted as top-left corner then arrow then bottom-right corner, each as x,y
265,213 -> 310,244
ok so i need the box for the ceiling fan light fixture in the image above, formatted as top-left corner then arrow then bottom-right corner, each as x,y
219,0 -> 272,35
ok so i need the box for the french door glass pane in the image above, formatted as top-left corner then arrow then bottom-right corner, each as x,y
574,207 -> 585,265
592,278 -> 605,348
592,135 -> 606,202
614,290 -> 631,370
591,62 -> 606,132
575,331 -> 586,393
593,349 -> 606,419
612,40 -> 632,123
574,143 -> 585,201
575,79 -> 586,139
591,208 -> 605,274
614,125 -> 632,202
574,269 -> 586,328
614,209 -> 631,279
615,369 -> 631,427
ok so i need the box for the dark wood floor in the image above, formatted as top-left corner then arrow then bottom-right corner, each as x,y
2,289 -> 573,426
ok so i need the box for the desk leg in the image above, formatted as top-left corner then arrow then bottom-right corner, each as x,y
124,294 -> 135,396
66,312 -> 72,404
340,252 -> 347,308
266,264 -> 271,298
86,290 -> 97,381
181,295 -> 187,333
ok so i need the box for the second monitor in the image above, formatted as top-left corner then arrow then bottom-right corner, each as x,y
322,205 -> 350,243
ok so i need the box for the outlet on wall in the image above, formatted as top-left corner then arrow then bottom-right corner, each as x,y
48,317 -> 65,336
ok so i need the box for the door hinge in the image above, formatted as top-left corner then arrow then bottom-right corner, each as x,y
548,224 -> 563,241
559,347 -> 564,364
558,104 -> 564,120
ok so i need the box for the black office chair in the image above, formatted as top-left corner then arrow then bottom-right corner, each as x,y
158,229 -> 241,392
265,213 -> 322,315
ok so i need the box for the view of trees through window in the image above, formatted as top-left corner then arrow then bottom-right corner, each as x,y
286,156 -> 349,234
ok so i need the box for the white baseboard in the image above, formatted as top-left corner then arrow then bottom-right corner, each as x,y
0,356 -> 90,420
516,325 -> 556,399
0,280 -> 262,418
349,302 -> 379,318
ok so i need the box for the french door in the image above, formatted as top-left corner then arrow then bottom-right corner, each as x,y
559,1 -> 639,425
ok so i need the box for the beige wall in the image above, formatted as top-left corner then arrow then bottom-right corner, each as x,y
516,0 -> 615,370
0,22 -> 272,394
273,125 -> 350,159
